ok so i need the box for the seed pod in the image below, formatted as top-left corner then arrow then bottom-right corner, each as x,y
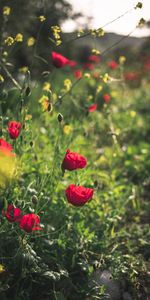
57,113 -> 63,122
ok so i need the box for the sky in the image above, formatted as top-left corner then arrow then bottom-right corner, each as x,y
62,0 -> 150,37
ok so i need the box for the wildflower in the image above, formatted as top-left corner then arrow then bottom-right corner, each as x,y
19,66 -> 28,73
92,48 -> 101,55
88,103 -> 97,112
39,95 -> 52,112
51,25 -> 62,45
119,56 -> 126,65
27,37 -> 35,47
19,214 -> 41,233
96,85 -> 103,93
108,60 -> 118,70
63,125 -> 73,135
88,55 -> 101,63
4,36 -> 14,46
84,73 -> 91,78
38,15 -> 46,22
15,33 -> 23,42
73,70 -> 82,79
65,184 -> 94,206
102,73 -> 110,83
52,51 -> 69,68
0,75 -> 4,83
8,121 -> 21,139
0,138 -> 15,156
62,149 -> 87,171
43,82 -> 51,92
64,79 -> 72,91
3,204 -> 21,222
0,264 -> 5,274
3,6 -> 11,16
103,94 -> 111,103
130,111 -> 136,118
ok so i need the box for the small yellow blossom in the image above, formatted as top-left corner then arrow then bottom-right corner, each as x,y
87,95 -> 93,101
38,15 -> 46,22
84,73 -> 91,78
96,85 -> 103,93
3,6 -> 11,16
102,73 -> 110,83
4,36 -> 14,46
90,28 -> 105,37
15,33 -> 23,42
119,56 -> 126,65
64,79 -> 72,91
51,25 -> 62,45
0,75 -> 4,83
43,82 -> 51,92
39,95 -> 52,112
25,114 -> 32,121
0,264 -> 5,273
130,111 -> 136,118
27,37 -> 35,47
19,66 -> 29,73
92,48 -> 101,55
63,125 -> 73,135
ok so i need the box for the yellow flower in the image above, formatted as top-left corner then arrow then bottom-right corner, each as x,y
4,36 -> 14,46
119,56 -> 126,65
84,73 -> 91,78
130,111 -> 136,118
15,33 -> 23,42
0,264 -> 5,274
63,125 -> 73,135
25,114 -> 32,121
92,48 -> 101,55
96,85 -> 103,93
0,74 -> 4,83
38,15 -> 46,22
27,37 -> 35,47
3,6 -> 11,16
51,25 -> 62,45
102,73 -> 110,83
64,79 -> 72,91
19,66 -> 28,73
43,82 -> 51,92
39,95 -> 52,112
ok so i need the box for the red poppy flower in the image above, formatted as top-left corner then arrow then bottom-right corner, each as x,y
73,70 -> 82,79
103,94 -> 111,103
3,204 -> 21,222
88,55 -> 101,63
8,121 -> 21,139
62,149 -> 87,171
67,60 -> 77,68
88,103 -> 97,112
65,184 -> 94,206
52,51 -> 69,68
0,138 -> 15,156
82,63 -> 94,70
19,213 -> 41,233
108,60 -> 118,70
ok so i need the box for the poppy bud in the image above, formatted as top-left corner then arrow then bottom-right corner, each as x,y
58,113 -> 63,122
